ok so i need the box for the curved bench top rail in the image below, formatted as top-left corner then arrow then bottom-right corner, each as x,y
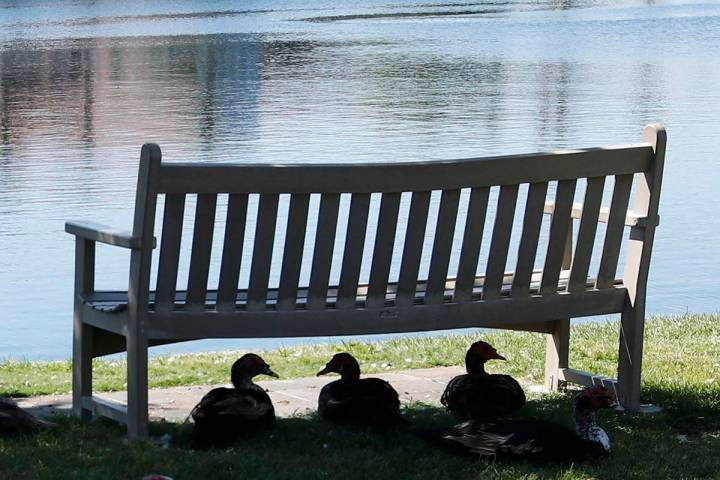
156,144 -> 655,194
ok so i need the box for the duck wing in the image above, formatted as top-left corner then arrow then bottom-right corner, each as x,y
488,374 -> 526,411
191,387 -> 274,447
192,388 -> 273,420
0,397 -> 56,435
441,373 -> 525,419
442,419 -> 599,462
319,379 -> 405,426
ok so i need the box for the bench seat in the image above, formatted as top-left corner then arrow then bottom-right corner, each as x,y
83,271 -> 622,313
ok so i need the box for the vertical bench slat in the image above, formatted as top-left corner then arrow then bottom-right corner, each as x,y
155,193 -> 186,311
307,193 -> 341,310
247,194 -> 280,311
216,194 -> 249,311
336,193 -> 371,309
596,174 -> 633,288
425,189 -> 461,305
512,182 -> 549,297
567,177 -> 606,292
277,194 -> 311,311
186,194 -> 218,310
396,191 -> 431,306
540,179 -> 577,294
483,184 -> 520,300
367,192 -> 402,309
454,187 -> 491,302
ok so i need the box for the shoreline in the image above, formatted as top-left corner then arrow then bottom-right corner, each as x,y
2,313 -> 717,398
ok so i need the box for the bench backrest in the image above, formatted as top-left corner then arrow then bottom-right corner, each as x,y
128,125 -> 665,316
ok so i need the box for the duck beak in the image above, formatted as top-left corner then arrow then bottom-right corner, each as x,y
264,367 -> 279,378
317,366 -> 331,377
490,352 -> 506,361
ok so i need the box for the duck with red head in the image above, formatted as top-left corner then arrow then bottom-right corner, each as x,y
441,341 -> 525,420
191,353 -> 278,448
440,385 -> 616,463
317,353 -> 406,427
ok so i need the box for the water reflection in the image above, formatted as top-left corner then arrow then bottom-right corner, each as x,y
1,0 -> 719,359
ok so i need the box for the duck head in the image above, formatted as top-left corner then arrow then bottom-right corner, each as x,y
317,353 -> 361,381
573,385 -> 616,452
574,385 -> 616,413
230,353 -> 279,388
465,341 -> 506,374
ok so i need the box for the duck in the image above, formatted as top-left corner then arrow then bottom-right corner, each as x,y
440,385 -> 616,463
440,340 -> 525,420
0,397 -> 56,435
317,352 -> 406,427
190,353 -> 278,448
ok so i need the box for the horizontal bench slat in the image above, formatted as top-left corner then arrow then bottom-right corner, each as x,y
157,145 -> 653,194
543,200 -> 651,228
142,287 -> 628,340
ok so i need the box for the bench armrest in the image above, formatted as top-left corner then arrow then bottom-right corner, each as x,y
543,201 -> 657,228
65,220 -> 156,250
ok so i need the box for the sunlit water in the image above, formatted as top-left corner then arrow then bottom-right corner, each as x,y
1,0 -> 719,360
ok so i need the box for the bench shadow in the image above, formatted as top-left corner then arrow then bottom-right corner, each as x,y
6,382 -> 718,479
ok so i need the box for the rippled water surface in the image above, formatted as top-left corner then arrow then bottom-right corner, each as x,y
1,0 -> 719,359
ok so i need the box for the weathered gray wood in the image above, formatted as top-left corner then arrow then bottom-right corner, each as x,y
146,287 -> 629,340
618,124 -> 667,410
157,145 -> 652,194
155,194 -> 185,311
544,201 -> 648,227
186,194 -> 218,311
544,318 -> 570,391
217,194 -> 249,312
567,177 -> 605,292
512,182 -> 549,297
73,237 -> 95,420
562,221 -> 574,270
337,193 -> 371,309
127,143 -> 162,439
425,189 -> 461,304
540,180 -> 577,294
454,187 -> 491,302
85,267 -> 604,309
396,191 -> 431,306
65,220 -> 154,250
596,174 -> 633,289
367,193 -> 402,309
246,194 -> 280,311
483,185 -> 520,300
559,368 -> 618,390
307,194 -> 341,310
82,396 -> 128,425
277,194 -> 311,311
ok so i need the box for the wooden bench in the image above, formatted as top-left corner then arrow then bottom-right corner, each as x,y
66,124 -> 666,438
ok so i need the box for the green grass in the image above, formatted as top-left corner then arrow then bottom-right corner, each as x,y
1,313 -> 720,479
2,313 -> 719,399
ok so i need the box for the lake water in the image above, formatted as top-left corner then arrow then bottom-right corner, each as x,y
1,0 -> 719,360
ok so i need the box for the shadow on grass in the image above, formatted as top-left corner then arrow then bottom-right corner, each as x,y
1,384 -> 719,480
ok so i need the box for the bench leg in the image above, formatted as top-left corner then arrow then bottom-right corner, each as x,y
617,302 -> 645,410
72,321 -> 93,420
126,328 -> 149,439
544,318 -> 570,391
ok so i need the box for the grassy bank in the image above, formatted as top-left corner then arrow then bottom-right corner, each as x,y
1,314 -> 719,399
1,314 -> 719,479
